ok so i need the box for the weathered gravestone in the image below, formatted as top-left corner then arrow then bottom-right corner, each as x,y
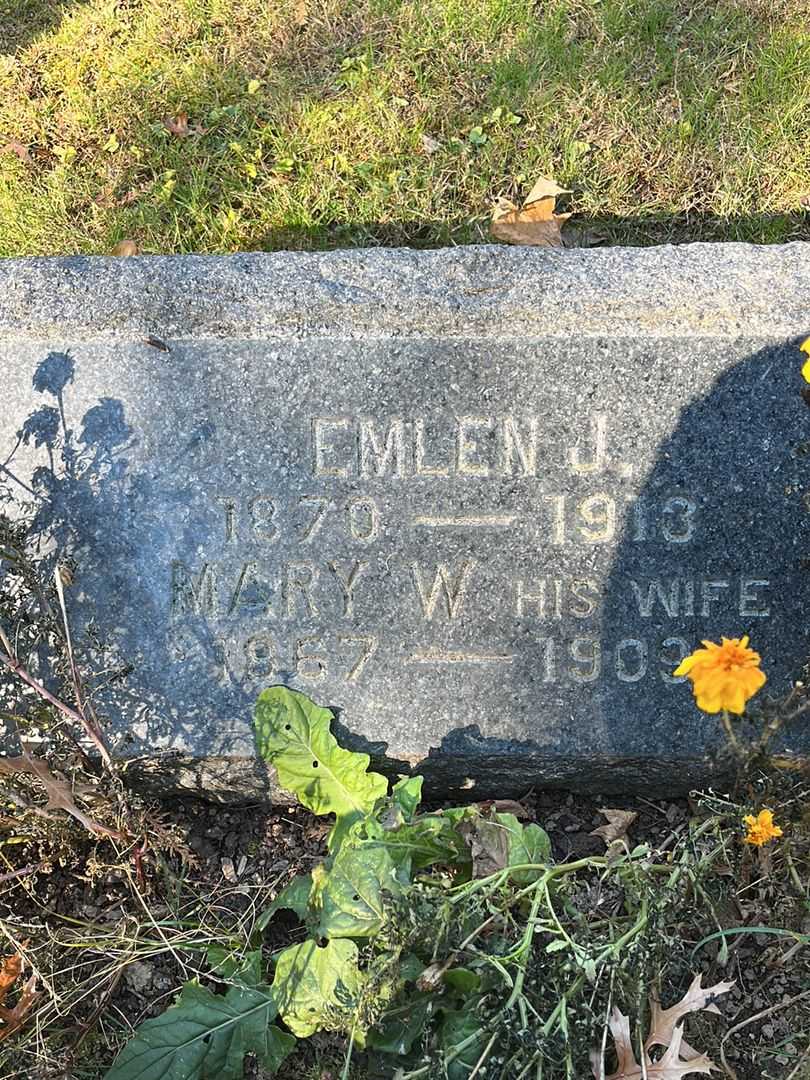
0,244 -> 809,797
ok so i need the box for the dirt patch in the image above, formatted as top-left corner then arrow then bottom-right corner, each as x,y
1,783 -> 808,1080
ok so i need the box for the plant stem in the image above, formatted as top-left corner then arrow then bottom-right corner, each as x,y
0,643 -> 112,768
468,1030 -> 497,1080
720,708 -> 741,754
341,1025 -> 356,1080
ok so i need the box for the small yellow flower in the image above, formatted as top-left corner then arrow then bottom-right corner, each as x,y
674,635 -> 766,714
743,809 -> 783,847
800,337 -> 810,383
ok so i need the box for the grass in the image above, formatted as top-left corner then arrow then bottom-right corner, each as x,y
0,0 -> 808,256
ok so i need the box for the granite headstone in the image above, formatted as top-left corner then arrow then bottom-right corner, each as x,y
0,244 -> 808,797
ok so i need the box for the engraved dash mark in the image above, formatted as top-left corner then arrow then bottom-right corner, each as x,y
413,514 -> 518,528
408,649 -> 514,664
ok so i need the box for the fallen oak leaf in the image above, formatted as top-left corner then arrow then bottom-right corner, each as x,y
163,112 -> 189,137
523,175 -> 571,206
0,952 -> 22,1003
163,112 -> 207,137
490,175 -> 572,247
592,976 -> 733,1079
0,745 -> 126,840
0,974 -> 38,1043
647,974 -> 736,1060
599,1010 -> 717,1079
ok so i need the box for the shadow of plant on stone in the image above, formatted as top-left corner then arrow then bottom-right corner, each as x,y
0,351 -> 276,798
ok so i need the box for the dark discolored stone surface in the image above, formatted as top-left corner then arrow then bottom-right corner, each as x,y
0,244 -> 809,797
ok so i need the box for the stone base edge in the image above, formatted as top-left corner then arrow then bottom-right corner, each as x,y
119,750 -> 766,804
2,243 -> 809,341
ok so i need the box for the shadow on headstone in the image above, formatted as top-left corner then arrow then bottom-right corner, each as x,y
1,337 -> 807,799
418,339 -> 809,796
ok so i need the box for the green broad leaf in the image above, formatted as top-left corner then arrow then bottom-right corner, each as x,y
311,841 -> 403,938
439,1008 -> 488,1080
391,775 -> 423,822
383,816 -> 469,872
545,938 -> 569,954
104,980 -> 294,1080
256,873 -> 312,931
442,968 -> 481,995
205,946 -> 264,986
494,813 -> 552,885
254,688 -> 387,837
272,939 -> 362,1037
368,996 -> 432,1055
399,953 -> 425,982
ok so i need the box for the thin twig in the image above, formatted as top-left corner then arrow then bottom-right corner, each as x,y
468,1030 -> 497,1080
0,642 -> 112,769
0,863 -> 44,886
784,1040 -> 810,1080
719,989 -> 810,1079
53,566 -> 85,720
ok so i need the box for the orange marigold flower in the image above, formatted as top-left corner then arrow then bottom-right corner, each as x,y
674,635 -> 766,714
743,809 -> 783,847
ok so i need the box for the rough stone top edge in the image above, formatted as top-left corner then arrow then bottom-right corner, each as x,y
0,242 -> 809,341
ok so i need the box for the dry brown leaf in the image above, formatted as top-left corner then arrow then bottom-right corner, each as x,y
592,977 -> 734,1079
1,141 -> 32,164
523,176 -> 571,206
0,949 -> 38,1044
647,974 -> 736,1059
111,240 -> 139,256
0,745 -> 125,839
490,175 -> 572,247
57,563 -> 75,586
163,112 -> 190,137
163,112 -> 206,138
591,809 -> 638,847
293,0 -> 309,26
458,816 -> 509,878
601,1019 -> 716,1079
489,799 -> 531,819
0,954 -> 22,1003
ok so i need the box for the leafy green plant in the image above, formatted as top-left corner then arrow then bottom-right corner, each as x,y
105,687 -> 736,1080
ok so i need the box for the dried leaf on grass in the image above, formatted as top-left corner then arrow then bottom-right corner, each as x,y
592,975 -> 734,1079
163,112 -> 207,138
0,949 -> 39,1044
0,745 -> 125,839
490,176 -> 572,247
111,240 -> 139,256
